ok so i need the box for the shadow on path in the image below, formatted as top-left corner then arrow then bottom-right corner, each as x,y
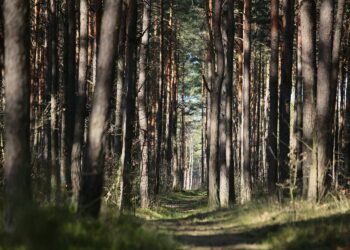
147,191 -> 350,250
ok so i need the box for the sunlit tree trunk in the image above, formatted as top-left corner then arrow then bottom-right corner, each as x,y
220,0 -> 235,206
138,0 -> 151,209
114,6 -> 126,159
155,0 -> 165,195
314,0 -> 333,201
208,0 -> 224,209
300,0 -> 317,201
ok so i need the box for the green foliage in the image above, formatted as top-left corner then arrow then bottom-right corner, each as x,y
0,207 -> 177,250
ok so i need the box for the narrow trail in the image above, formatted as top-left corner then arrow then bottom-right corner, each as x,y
143,191 -> 270,250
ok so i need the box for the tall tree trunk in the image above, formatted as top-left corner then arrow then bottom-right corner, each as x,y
279,0 -> 294,190
295,0 -> 304,197
120,0 -> 138,211
240,0 -> 252,203
138,0 -> 151,209
314,0 -> 333,201
114,7 -> 126,159
3,0 -> 31,231
46,0 -> 59,202
71,0 -> 89,204
180,66 -> 186,190
226,0 -> 235,204
62,0 -> 76,196
267,0 -> 279,196
331,0 -> 345,187
78,0 -> 122,217
208,0 -> 224,209
300,0 -> 317,201
220,0 -> 235,206
155,0 -> 165,195
47,0 -> 60,204
344,17 -> 350,183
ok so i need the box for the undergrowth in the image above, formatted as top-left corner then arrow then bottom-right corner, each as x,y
0,207 -> 177,250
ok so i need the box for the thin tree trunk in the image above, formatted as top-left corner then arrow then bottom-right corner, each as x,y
267,0 -> 279,196
138,0 -> 151,209
62,0 -> 76,196
155,0 -> 165,195
240,0 -> 252,203
344,19 -> 350,183
71,0 -> 89,204
295,0 -> 304,197
114,7 -> 127,158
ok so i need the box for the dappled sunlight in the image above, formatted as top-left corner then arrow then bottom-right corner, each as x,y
139,191 -> 350,249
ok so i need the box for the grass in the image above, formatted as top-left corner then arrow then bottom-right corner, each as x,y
0,191 -> 349,249
137,190 -> 350,250
0,206 -> 177,250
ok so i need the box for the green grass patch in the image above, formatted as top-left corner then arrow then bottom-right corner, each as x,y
0,207 -> 178,250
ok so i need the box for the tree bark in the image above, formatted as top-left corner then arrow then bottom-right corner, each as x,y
300,0 -> 317,201
267,0 -> 279,196
155,0 -> 165,195
240,0 -> 252,203
220,0 -> 235,206
78,0 -> 122,217
62,0 -> 77,196
314,0 -> 333,201
71,0 -> 89,204
279,0 -> 294,189
3,0 -> 31,231
208,0 -> 224,209
120,0 -> 138,211
138,0 -> 151,209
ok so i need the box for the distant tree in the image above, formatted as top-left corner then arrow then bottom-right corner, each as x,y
267,0 -> 279,196
241,0 -> 252,203
47,0 -> 60,203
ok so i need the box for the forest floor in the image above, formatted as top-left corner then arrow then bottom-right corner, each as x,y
138,191 -> 350,250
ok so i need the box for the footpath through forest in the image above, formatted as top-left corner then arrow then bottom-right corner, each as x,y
139,191 -> 350,250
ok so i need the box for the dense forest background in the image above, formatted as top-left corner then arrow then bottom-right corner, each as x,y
1,0 -> 350,249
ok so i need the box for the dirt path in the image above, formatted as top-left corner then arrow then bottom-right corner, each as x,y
144,191 -> 270,250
